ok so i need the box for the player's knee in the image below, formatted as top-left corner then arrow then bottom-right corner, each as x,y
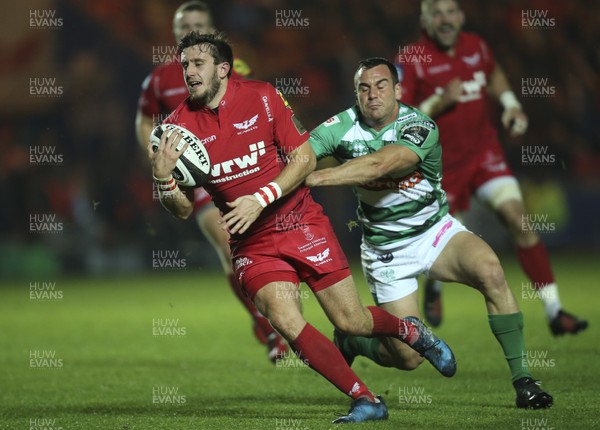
333,310 -> 370,336
476,257 -> 507,293
267,310 -> 304,341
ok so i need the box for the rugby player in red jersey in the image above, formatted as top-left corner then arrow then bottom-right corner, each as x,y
395,0 -> 587,336
135,1 -> 287,362
150,31 -> 457,424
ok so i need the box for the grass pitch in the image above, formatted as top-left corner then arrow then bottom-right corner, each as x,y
1,255 -> 599,430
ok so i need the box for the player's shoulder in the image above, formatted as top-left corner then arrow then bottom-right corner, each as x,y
315,107 -> 357,133
397,104 -> 437,129
396,104 -> 438,148
234,79 -> 276,96
458,31 -> 489,49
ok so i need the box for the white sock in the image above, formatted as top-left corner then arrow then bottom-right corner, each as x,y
539,283 -> 561,320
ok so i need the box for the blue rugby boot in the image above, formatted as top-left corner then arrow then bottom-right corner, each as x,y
403,316 -> 456,377
332,396 -> 388,424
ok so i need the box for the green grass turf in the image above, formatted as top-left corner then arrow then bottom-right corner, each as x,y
1,255 -> 599,430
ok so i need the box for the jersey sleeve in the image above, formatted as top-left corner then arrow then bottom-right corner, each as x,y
395,118 -> 439,161
394,52 -> 418,106
138,71 -> 161,117
269,84 -> 308,154
308,115 -> 341,160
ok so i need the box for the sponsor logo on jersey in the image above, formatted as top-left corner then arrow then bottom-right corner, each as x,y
323,115 -> 340,127
461,52 -> 481,66
363,171 -> 424,192
305,248 -> 332,266
400,122 -> 433,147
198,134 -> 216,145
301,225 -> 314,241
276,88 -> 291,109
350,141 -> 369,157
234,256 -> 254,272
397,112 -> 418,123
298,236 -> 327,253
233,114 -> 259,135
262,96 -> 273,122
233,114 -> 259,130
377,252 -> 394,264
459,71 -> 487,103
210,141 -> 266,182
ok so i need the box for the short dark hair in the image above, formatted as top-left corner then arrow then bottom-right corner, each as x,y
174,1 -> 213,24
354,57 -> 399,86
177,31 -> 233,77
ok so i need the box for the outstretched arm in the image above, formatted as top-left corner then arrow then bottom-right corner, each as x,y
306,144 -> 419,187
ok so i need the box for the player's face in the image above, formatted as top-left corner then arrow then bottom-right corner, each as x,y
355,65 -> 401,130
421,0 -> 464,51
173,11 -> 214,42
181,45 -> 227,106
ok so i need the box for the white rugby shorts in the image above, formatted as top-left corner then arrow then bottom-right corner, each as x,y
361,214 -> 468,304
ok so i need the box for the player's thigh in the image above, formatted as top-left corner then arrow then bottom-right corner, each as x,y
429,231 -> 504,289
314,274 -> 371,335
254,281 -> 305,339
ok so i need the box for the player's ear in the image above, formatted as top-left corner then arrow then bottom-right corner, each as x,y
218,62 -> 230,79
395,82 -> 402,101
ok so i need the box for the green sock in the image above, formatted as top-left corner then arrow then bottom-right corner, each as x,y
488,312 -> 532,382
344,335 -> 385,366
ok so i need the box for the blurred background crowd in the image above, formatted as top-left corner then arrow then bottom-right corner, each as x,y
2,0 -> 599,278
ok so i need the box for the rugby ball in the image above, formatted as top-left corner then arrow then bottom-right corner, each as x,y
150,124 -> 211,187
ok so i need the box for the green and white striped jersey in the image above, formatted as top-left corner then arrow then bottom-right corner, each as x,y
309,103 -> 448,247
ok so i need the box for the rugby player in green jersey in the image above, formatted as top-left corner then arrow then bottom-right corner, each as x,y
306,57 -> 552,409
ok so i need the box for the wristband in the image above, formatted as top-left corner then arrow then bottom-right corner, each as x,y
499,91 -> 522,110
154,175 -> 177,191
253,182 -> 282,208
158,183 -> 180,198
153,173 -> 174,183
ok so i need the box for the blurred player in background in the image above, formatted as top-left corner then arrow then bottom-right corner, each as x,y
151,32 -> 457,424
395,0 -> 587,336
306,57 -> 553,409
135,1 -> 287,362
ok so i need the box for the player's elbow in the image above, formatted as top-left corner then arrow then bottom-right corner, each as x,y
177,204 -> 195,220
176,209 -> 193,220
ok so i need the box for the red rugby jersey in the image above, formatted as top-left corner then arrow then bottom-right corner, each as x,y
395,31 -> 499,170
163,78 -> 312,239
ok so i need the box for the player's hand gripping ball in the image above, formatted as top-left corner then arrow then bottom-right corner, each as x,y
150,124 -> 211,187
